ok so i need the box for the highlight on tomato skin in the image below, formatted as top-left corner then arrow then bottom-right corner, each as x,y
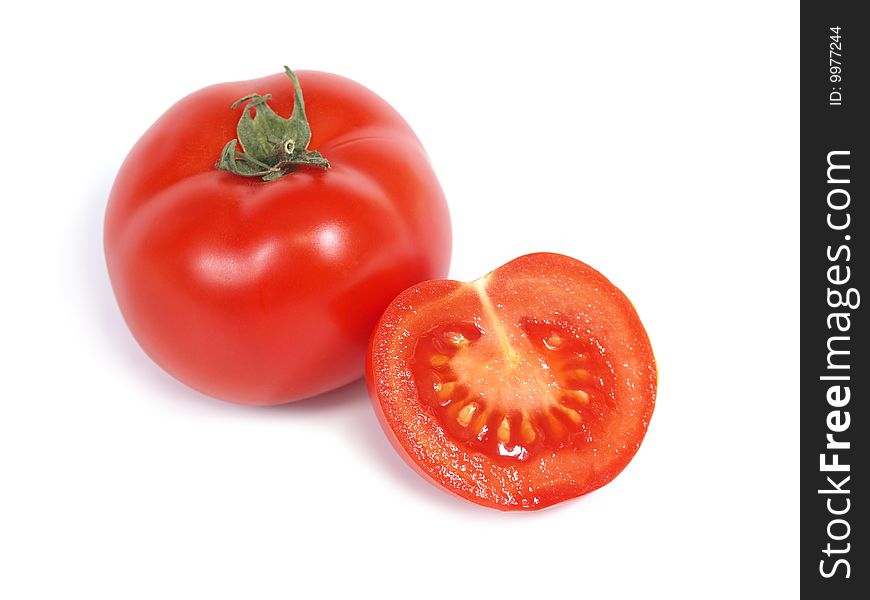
365,253 -> 657,511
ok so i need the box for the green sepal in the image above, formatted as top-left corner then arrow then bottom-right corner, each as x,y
215,67 -> 330,181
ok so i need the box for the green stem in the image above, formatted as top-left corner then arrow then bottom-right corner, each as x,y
216,67 -> 330,181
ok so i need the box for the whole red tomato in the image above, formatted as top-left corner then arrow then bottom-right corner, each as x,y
105,68 -> 451,405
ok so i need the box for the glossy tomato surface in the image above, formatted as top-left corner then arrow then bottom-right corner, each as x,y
105,70 -> 451,405
366,253 -> 656,510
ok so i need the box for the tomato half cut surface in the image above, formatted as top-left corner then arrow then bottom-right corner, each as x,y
366,253 -> 657,511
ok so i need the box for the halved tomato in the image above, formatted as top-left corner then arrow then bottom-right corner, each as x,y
366,253 -> 657,510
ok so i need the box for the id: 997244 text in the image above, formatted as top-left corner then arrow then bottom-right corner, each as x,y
829,26 -> 843,106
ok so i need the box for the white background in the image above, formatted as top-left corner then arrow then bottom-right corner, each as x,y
1,1 -> 799,598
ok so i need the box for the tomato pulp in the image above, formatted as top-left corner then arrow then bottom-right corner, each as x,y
105,69 -> 451,405
366,253 -> 656,510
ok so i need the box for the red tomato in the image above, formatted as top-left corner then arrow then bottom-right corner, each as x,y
366,253 -> 656,510
105,68 -> 451,405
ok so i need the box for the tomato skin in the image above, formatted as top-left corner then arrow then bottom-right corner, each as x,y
105,70 -> 451,405
366,253 -> 656,511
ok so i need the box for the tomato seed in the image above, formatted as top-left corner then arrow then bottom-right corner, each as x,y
429,354 -> 449,367
544,334 -> 563,350
497,417 -> 511,443
457,403 -> 478,427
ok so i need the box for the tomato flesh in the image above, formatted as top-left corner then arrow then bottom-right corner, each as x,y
411,317 -> 617,464
367,253 -> 656,510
